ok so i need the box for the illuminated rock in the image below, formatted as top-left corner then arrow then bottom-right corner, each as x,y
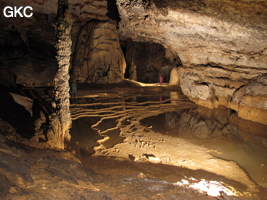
71,20 -> 126,84
116,0 -> 267,124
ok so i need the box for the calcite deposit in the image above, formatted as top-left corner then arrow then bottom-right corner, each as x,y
71,20 -> 126,84
53,0 -> 72,149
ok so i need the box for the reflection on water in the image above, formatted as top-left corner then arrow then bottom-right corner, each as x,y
70,117 -> 103,154
70,88 -> 267,188
70,89 -> 192,153
141,106 -> 267,188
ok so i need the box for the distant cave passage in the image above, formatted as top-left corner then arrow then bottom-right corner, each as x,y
121,39 -> 182,83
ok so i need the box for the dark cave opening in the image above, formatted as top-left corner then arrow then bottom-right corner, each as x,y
0,86 -> 35,139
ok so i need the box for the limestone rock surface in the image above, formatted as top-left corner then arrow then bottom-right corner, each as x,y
117,0 -> 267,69
230,74 -> 267,125
0,0 -> 110,87
117,0 -> 267,124
0,135 -> 110,200
178,106 -> 267,147
71,20 -> 126,84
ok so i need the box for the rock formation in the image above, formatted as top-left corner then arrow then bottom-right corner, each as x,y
0,4 -> 57,87
53,0 -> 72,149
116,0 -> 267,125
177,106 -> 267,147
71,20 -> 126,84
230,74 -> 267,125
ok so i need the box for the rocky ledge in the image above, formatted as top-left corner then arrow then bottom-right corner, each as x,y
117,0 -> 267,125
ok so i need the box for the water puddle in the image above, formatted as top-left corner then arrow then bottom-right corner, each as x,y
70,86 -> 267,193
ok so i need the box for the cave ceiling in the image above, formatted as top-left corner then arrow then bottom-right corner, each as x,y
117,0 -> 267,69
1,0 -> 266,73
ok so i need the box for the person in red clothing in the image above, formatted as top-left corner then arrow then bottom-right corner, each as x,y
159,74 -> 164,86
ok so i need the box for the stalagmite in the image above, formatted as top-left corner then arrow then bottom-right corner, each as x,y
52,0 -> 72,149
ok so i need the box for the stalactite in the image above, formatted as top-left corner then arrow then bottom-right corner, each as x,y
52,0 -> 72,149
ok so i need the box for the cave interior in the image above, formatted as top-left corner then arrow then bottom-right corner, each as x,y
0,0 -> 267,199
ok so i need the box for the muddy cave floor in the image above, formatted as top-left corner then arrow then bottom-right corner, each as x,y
80,128 -> 267,200
71,82 -> 267,199
1,82 -> 267,199
1,126 -> 267,200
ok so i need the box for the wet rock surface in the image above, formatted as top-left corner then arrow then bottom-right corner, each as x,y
0,137 -> 243,200
1,85 -> 267,199
0,135 -> 231,200
69,86 -> 267,199
0,135 -> 110,200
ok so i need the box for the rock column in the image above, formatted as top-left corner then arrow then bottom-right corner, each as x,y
52,0 -> 72,149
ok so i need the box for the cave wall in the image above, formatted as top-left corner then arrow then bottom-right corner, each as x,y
0,1 -> 57,87
116,0 -> 267,125
0,0 -> 124,149
0,0 -> 125,86
175,106 -> 267,147
117,0 -> 267,69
